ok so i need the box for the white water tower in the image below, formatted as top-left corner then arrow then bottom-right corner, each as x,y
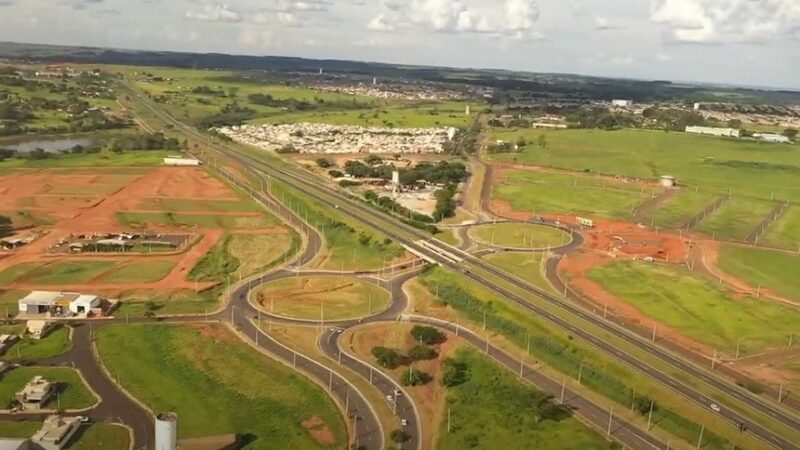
155,412 -> 178,450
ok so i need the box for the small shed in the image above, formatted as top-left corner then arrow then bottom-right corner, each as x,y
660,176 -> 676,187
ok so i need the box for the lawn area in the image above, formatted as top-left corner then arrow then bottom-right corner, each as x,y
67,423 -> 130,450
116,289 -> 219,317
650,190 -> 717,229
0,261 -> 117,285
0,420 -> 40,438
96,324 -> 346,448
254,277 -> 390,320
492,170 -> 651,220
482,252 -> 556,294
437,347 -> 614,450
718,245 -> 800,301
3,326 -> 72,360
468,223 -> 570,248
588,261 -> 800,354
696,197 -> 776,241
270,180 -> 406,271
0,366 -> 96,410
227,232 -> 299,277
761,206 -> 800,250
136,198 -> 261,213
488,128 -> 800,202
0,150 -> 172,169
101,261 -> 175,284
117,212 -> 278,229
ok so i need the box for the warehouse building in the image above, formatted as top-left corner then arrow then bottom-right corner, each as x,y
753,133 -> 791,144
164,156 -> 202,166
611,99 -> 633,107
685,126 -> 741,138
17,291 -> 101,317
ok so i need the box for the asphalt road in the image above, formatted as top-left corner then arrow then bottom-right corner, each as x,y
125,85 -> 799,449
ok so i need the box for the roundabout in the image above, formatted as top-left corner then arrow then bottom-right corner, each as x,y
252,275 -> 392,321
468,222 -> 572,249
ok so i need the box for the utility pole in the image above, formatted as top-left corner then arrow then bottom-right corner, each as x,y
559,378 -> 566,404
577,360 -> 583,384
607,408 -> 613,436
647,401 -> 654,430
696,425 -> 705,449
447,407 -> 451,433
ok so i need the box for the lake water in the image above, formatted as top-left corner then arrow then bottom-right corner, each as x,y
1,137 -> 95,153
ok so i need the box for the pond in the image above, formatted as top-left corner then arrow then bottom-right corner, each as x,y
1,137 -> 96,153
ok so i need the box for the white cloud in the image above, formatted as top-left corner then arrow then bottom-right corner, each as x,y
368,13 -> 396,32
594,16 -> 624,30
278,12 -> 299,26
186,2 -> 241,23
656,52 -> 672,61
610,54 -> 634,65
651,0 -> 800,44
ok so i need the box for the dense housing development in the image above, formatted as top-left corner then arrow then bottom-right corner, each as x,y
217,123 -> 458,154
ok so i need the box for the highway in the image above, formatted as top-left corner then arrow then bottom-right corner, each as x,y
124,83 -> 799,449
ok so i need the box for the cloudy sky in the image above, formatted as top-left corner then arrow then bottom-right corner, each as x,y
1,0 -> 798,89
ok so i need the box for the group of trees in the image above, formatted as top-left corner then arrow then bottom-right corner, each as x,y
370,326 -> 447,387
0,215 -> 12,239
248,93 -> 372,112
343,160 -> 468,186
107,132 -> 182,152
198,102 -> 256,129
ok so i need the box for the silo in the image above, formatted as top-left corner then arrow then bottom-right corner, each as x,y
155,412 -> 178,450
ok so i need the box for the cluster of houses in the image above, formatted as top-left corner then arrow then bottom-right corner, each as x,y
217,123 -> 458,154
312,82 -> 467,101
685,126 -> 793,143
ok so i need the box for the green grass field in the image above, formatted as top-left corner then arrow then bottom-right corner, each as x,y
270,180 -> 405,271
0,420 -> 40,438
255,277 -> 390,320
588,261 -> 800,354
650,191 -> 717,229
488,128 -> 800,202
0,151 -> 172,169
493,170 -> 651,220
437,347 -> 614,450
116,289 -> 219,317
718,245 -> 800,300
418,267 -> 736,450
117,212 -> 278,229
0,366 -> 95,410
227,232 -> 299,278
102,262 -> 175,284
0,261 -> 116,285
761,206 -> 800,250
482,252 -> 556,294
67,423 -> 130,450
3,326 -> 72,360
696,197 -> 776,241
96,324 -> 346,448
136,198 -> 261,213
468,223 -> 570,248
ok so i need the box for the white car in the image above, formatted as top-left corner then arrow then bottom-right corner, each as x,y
400,419 -> 408,426
386,394 -> 394,402
710,403 -> 721,412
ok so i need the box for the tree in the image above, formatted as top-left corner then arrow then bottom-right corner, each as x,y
515,136 -> 527,148
390,429 -> 409,443
632,395 -> 656,416
783,128 -> 798,139
537,134 -> 548,148
410,325 -> 446,345
0,215 -> 12,239
441,358 -> 470,387
371,346 -> 403,369
316,158 -> 333,168
408,344 -> 437,361
402,368 -> 431,386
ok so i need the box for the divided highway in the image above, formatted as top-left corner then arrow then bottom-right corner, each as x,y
124,83 -> 800,450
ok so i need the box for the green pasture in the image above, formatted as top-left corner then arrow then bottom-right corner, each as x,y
102,262 -> 175,284
468,223 -> 570,248
117,212 -> 278,229
696,197 -> 776,241
488,128 -> 800,202
718,245 -> 800,300
116,289 -> 220,317
0,261 -> 116,285
136,198 -> 261,213
0,150 -> 172,169
492,170 -> 651,220
482,252 -> 556,294
437,347 -> 613,450
68,423 -> 131,450
761,206 -> 800,250
3,326 -> 72,360
588,261 -> 800,354
0,420 -> 40,438
650,190 -> 717,229
254,277 -> 390,320
96,324 -> 346,448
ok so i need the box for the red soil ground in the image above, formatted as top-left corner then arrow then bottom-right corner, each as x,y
0,167 -> 284,296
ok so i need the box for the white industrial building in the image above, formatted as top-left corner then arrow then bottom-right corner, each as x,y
611,99 -> 633,107
18,291 -> 101,317
163,156 -> 202,166
685,126 -> 741,138
753,133 -> 791,144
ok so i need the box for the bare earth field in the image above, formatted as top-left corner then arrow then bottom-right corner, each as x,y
0,166 -> 286,297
